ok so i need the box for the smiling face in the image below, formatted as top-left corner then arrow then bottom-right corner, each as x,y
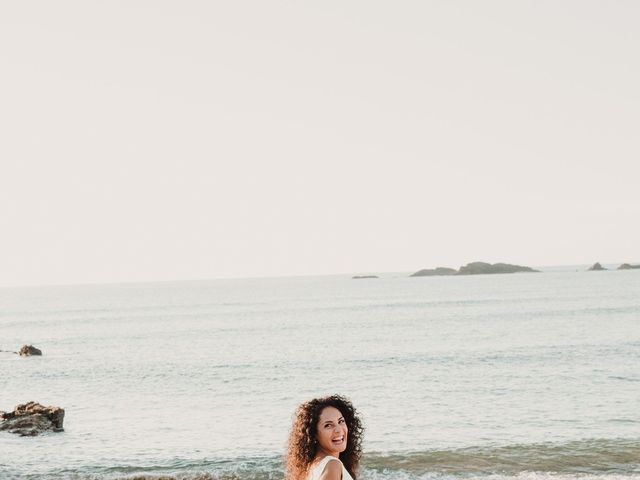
315,406 -> 348,458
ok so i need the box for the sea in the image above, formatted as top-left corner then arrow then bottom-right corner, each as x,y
1,266 -> 639,480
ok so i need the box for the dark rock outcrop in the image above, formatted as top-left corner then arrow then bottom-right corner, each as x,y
410,267 -> 457,277
0,402 -> 64,436
618,263 -> 640,270
588,262 -> 606,271
352,275 -> 379,279
457,262 -> 539,275
19,345 -> 42,356
411,262 -> 538,277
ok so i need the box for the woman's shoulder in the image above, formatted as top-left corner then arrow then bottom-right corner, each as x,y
313,455 -> 343,471
309,456 -> 343,480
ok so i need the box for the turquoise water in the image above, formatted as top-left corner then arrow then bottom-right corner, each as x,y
0,268 -> 639,479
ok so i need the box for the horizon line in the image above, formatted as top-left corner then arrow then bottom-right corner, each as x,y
1,260 -> 637,290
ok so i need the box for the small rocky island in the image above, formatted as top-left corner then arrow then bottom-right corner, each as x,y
411,262 -> 539,277
352,275 -> 379,279
410,267 -> 457,277
588,262 -> 640,271
0,402 -> 64,436
618,263 -> 640,270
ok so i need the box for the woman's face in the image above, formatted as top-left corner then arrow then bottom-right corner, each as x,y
315,406 -> 348,457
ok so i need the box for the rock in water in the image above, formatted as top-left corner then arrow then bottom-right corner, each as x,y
588,262 -> 606,271
456,262 -> 539,275
19,345 -> 42,356
410,263 -> 538,277
410,267 -> 458,277
618,263 -> 640,270
0,402 -> 64,436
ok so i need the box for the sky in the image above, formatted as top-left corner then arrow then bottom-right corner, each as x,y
1,1 -> 639,287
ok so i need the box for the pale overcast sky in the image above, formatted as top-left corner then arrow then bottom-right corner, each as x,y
1,1 -> 639,287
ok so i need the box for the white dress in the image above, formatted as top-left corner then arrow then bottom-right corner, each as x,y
308,456 -> 354,480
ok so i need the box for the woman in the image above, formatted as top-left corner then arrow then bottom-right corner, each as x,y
286,395 -> 364,480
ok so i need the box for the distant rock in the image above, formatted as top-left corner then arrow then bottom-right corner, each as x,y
411,262 -> 538,277
410,267 -> 457,277
588,262 -> 606,271
19,345 -> 42,356
456,262 -> 539,275
352,275 -> 379,279
618,263 -> 640,270
0,402 -> 64,436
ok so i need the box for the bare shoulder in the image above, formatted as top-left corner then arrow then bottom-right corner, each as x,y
318,458 -> 343,480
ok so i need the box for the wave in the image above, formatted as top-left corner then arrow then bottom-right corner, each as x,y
2,438 -> 639,480
365,438 -> 640,474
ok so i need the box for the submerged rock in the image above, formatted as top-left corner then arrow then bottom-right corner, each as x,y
19,345 -> 42,356
0,402 -> 64,436
588,262 -> 606,271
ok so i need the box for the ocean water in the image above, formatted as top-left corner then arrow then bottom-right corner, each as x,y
0,268 -> 639,480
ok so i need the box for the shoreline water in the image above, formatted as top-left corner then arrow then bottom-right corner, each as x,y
3,438 -> 640,480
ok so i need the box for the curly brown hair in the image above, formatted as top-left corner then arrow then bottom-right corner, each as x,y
286,395 -> 364,480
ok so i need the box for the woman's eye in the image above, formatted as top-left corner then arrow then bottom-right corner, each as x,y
338,419 -> 345,424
